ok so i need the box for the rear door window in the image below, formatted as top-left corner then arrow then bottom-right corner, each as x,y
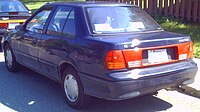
62,9 -> 76,37
46,7 -> 76,37
47,7 -> 72,35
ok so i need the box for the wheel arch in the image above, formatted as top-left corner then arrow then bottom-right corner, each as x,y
2,30 -> 13,50
3,41 -> 10,50
58,61 -> 79,82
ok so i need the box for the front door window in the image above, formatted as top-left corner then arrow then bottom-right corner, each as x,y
26,8 -> 52,33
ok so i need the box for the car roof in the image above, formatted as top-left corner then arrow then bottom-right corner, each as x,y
45,1 -> 137,8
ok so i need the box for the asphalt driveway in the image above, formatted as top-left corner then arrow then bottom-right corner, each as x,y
0,52 -> 199,112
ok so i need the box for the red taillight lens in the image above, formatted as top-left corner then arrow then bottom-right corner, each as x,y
9,12 -> 19,15
178,42 -> 193,60
0,23 -> 8,28
105,50 -> 126,70
122,49 -> 142,68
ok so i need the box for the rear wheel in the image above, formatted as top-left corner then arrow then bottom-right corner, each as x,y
4,44 -> 20,72
62,67 -> 90,109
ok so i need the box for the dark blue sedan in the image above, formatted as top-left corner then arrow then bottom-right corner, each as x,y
1,2 -> 198,109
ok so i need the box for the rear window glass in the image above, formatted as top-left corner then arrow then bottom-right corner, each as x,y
86,6 -> 162,34
0,1 -> 28,12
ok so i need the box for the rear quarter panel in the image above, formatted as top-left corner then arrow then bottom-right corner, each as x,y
75,36 -> 119,80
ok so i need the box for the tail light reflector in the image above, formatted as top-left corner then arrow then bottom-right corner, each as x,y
179,54 -> 188,60
0,23 -> 8,28
127,61 -> 141,68
105,50 -> 126,70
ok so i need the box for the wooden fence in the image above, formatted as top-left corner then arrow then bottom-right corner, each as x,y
87,0 -> 200,23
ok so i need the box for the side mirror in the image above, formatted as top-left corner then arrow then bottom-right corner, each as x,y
15,24 -> 24,31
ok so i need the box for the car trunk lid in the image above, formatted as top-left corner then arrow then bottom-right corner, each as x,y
0,12 -> 31,20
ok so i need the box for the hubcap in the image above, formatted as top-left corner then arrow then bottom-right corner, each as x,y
64,74 -> 79,102
5,48 -> 13,67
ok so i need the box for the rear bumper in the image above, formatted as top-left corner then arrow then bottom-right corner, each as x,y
80,59 -> 198,100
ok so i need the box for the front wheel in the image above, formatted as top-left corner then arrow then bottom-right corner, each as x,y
62,67 -> 90,109
4,44 -> 20,72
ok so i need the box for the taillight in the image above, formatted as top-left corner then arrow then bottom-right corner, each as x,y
9,12 -> 19,15
105,50 -> 126,70
188,42 -> 194,59
122,49 -> 142,68
178,42 -> 193,60
0,23 -> 8,29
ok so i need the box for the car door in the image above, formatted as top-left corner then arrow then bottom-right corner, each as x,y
14,7 -> 53,71
37,6 -> 76,80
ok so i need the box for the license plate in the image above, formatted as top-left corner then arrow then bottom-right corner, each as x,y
148,49 -> 169,64
8,22 -> 19,29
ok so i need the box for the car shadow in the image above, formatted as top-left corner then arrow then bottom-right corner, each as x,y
0,61 -> 172,112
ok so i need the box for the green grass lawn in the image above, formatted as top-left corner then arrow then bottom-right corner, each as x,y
25,2 -> 46,12
155,16 -> 200,58
23,1 -> 200,58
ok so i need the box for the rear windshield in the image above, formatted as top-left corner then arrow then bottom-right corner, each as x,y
0,1 -> 28,12
86,6 -> 162,34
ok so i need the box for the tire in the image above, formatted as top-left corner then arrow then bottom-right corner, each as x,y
62,67 -> 90,109
4,44 -> 20,72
